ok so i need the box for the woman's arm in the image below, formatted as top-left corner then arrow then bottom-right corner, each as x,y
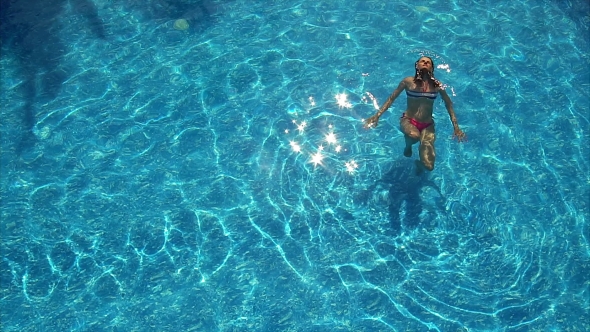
364,79 -> 406,128
377,80 -> 406,116
439,89 -> 466,141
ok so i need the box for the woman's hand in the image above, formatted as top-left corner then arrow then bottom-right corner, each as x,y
364,115 -> 380,129
453,128 -> 467,142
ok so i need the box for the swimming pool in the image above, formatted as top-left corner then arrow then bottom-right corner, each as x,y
1,0 -> 588,330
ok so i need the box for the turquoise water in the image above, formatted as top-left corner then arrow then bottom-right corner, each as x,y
1,0 -> 588,331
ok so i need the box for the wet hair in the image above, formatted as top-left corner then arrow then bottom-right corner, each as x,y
414,56 -> 442,89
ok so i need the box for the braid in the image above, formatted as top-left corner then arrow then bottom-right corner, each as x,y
414,56 -> 442,89
429,71 -> 443,89
413,65 -> 421,82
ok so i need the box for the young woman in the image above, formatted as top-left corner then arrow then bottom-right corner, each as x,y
364,56 -> 466,173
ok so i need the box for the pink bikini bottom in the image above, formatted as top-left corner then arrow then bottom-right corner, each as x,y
402,113 -> 433,132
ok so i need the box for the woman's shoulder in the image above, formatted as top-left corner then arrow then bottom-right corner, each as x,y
435,82 -> 447,92
400,76 -> 414,87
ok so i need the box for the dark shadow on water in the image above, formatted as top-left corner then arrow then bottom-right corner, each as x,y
375,160 -> 443,233
553,0 -> 590,31
70,1 -> 107,39
0,0 -> 222,157
0,0 -> 106,156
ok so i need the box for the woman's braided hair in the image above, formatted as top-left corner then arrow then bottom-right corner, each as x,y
414,56 -> 442,89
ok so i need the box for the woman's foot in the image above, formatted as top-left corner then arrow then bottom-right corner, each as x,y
404,146 -> 412,157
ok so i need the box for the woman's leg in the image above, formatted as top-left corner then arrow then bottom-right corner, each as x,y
418,124 -> 436,171
400,117 -> 420,157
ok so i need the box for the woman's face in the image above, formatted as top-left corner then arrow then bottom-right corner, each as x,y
416,57 -> 433,72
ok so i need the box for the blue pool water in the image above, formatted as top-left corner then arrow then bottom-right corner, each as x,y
1,0 -> 589,331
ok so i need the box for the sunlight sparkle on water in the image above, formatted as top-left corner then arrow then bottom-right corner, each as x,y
290,141 -> 302,153
292,120 -> 307,133
308,96 -> 316,107
335,93 -> 352,109
345,160 -> 359,174
437,63 -> 451,73
325,132 -> 337,144
310,151 -> 324,166
285,113 -> 357,175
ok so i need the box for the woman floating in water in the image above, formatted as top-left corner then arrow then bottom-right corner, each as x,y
364,56 -> 466,173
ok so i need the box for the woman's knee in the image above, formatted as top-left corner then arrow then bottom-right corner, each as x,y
405,132 -> 420,141
420,130 -> 436,144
